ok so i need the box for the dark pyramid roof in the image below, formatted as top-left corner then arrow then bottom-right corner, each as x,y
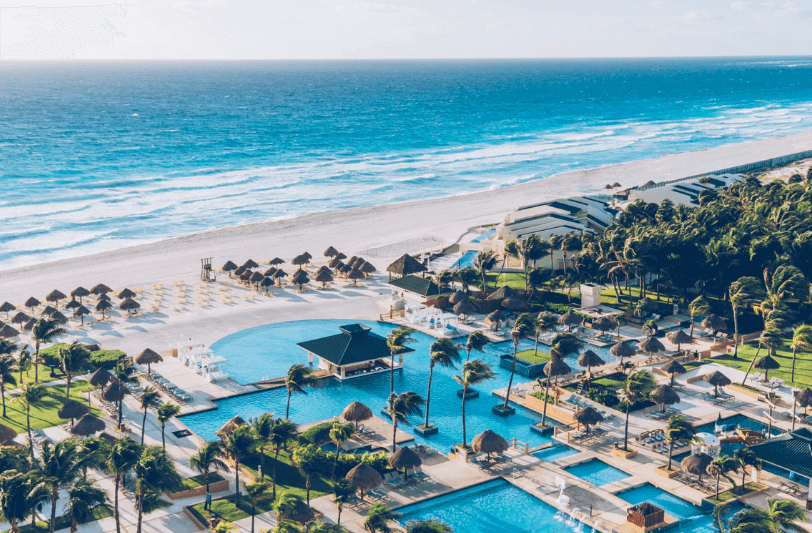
387,254 -> 427,276
749,431 -> 812,479
297,323 -> 414,367
388,275 -> 440,297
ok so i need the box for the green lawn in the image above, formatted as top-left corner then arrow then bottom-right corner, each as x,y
516,348 -> 551,365
706,334 -> 812,389
2,381 -> 101,433
7,364 -> 63,389
705,482 -> 764,505
181,471 -> 226,490
241,446 -> 332,502
1,505 -> 112,533
192,495 -> 275,524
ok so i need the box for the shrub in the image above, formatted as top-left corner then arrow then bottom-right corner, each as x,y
37,343 -> 125,369
586,388 -> 619,408
529,391 -> 555,404
298,419 -> 340,445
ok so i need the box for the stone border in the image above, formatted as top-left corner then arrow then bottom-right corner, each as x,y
167,478 -> 229,501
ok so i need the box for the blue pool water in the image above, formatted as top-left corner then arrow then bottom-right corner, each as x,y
564,458 -> 631,486
181,319 -> 562,449
533,444 -> 580,462
458,229 -> 497,268
616,483 -> 703,521
683,501 -> 748,533
397,479 -> 580,533
673,414 -> 782,463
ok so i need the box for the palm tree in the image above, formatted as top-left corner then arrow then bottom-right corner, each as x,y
766,498 -> 810,532
189,440 -> 229,505
285,363 -> 315,419
78,436 -> 110,480
424,338 -> 461,429
729,277 -> 764,359
332,478 -> 355,526
502,318 -> 534,410
707,455 -> 738,499
329,422 -> 353,478
386,327 -> 416,394
464,330 -> 489,362
292,444 -> 326,506
15,383 -> 46,458
269,418 -> 298,499
58,342 -> 90,400
364,502 -> 402,533
790,324 -> 812,384
742,327 -> 784,385
40,439 -> 84,533
453,359 -> 494,447
107,437 -> 141,533
133,446 -> 182,533
664,415 -> 695,471
224,424 -> 255,506
0,354 -> 17,417
310,522 -> 350,533
688,296 -> 711,338
713,502 -> 731,533
31,319 -> 65,382
533,313 -> 557,359
0,471 -> 49,533
17,348 -> 32,387
252,412 -> 274,481
65,480 -> 106,533
138,387 -> 159,444
385,391 -> 424,451
621,370 -> 656,450
731,507 -> 775,533
734,447 -> 762,489
156,402 -> 180,449
406,520 -> 454,533
243,481 -> 271,533
473,251 -> 497,291
538,333 -> 581,427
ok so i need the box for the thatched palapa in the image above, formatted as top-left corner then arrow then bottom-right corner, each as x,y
703,370 -> 731,397
58,400 -> 90,423
485,310 -> 507,329
666,330 -> 692,350
242,259 -> 259,269
662,360 -> 687,386
0,325 -> 19,339
0,302 -> 15,318
24,297 -> 40,309
89,368 -> 113,387
650,385 -> 681,412
343,401 -> 373,428
118,288 -> 136,300
269,257 -> 285,265
119,298 -> 140,313
314,270 -> 333,288
0,423 -> 17,445
639,337 -> 665,360
454,299 -> 477,318
754,355 -> 781,380
577,350 -> 606,372
558,311 -> 582,331
102,381 -> 131,402
387,254 -> 427,279
222,261 -> 238,275
136,348 -> 163,373
215,415 -> 247,440
574,406 -> 604,433
46,290 -> 67,306
324,246 -> 340,258
11,312 -> 30,325
71,287 -> 90,302
70,414 -> 106,437
701,314 -> 727,333
389,446 -> 421,478
681,453 -> 713,480
347,268 -> 365,286
486,285 -> 518,301
345,463 -> 382,499
41,305 -> 57,317
501,296 -> 526,311
448,291 -> 469,305
75,306 -> 91,325
51,311 -> 69,325
591,316 -> 614,333
471,429 -> 509,459
90,284 -> 112,295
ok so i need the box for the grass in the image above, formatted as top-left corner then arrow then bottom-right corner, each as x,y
1,381 -> 101,433
706,482 -> 764,504
7,364 -> 63,389
180,471 -> 226,490
705,334 -> 812,389
516,349 -> 551,365
1,505 -> 113,533
241,446 -> 332,502
191,495 -> 275,524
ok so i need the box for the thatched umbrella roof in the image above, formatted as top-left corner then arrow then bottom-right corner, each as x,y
501,296 -> 526,311
324,246 -> 340,258
755,355 -> 780,371
574,406 -> 604,432
249,271 -> 265,286
222,261 -> 238,274
71,287 -> 90,302
336,252 -> 347,260
11,312 -> 30,325
136,348 -> 162,367
314,270 -> 333,285
591,316 -> 614,333
449,291 -> 469,305
96,300 -> 112,312
544,354 -> 572,381
389,446 -> 421,475
291,270 -> 309,283
681,453 -> 713,480
89,368 -> 113,387
471,429 -> 509,458
0,325 -> 19,339
269,257 -> 285,265
701,314 -> 727,332
611,341 -> 637,360
639,337 -> 665,358
347,268 -> 365,285
46,290 -> 67,305
662,360 -> 687,386
239,271 -> 252,282
292,254 -> 309,268
345,463 -> 382,497
486,285 -> 517,301
58,399 -> 90,421
454,300 -> 477,317
577,350 -> 606,370
0,423 -> 17,445
98,293 -> 111,302
23,318 -> 36,331
41,305 -> 57,317
90,284 -> 112,295
387,254 -> 427,277
75,306 -> 91,325
360,261 -> 376,274
119,298 -> 140,312
215,415 -> 247,439
0,302 -> 15,317
796,388 -> 812,408
613,182 -> 622,188
24,297 -> 40,309
343,401 -> 373,427
260,277 -> 273,289
485,310 -> 507,328
65,299 -> 81,313
302,252 -> 312,261
650,385 -> 681,412
102,381 -> 130,402
242,259 -> 259,269
704,370 -> 731,397
350,257 -> 364,268
316,265 -> 331,274
273,269 -> 288,279
70,414 -> 106,437
51,311 -> 69,325
118,288 -> 136,300
234,266 -> 246,277
82,343 -> 101,352
328,257 -> 344,269
284,499 -> 316,525
666,330 -> 693,350
558,311 -> 582,331
347,256 -> 358,267
263,267 -> 278,277
340,265 -> 353,275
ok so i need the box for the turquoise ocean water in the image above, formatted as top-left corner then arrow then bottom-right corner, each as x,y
2,58 -> 812,269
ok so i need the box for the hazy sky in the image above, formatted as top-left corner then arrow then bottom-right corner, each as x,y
1,0 -> 810,60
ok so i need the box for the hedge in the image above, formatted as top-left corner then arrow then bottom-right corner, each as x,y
38,343 -> 126,370
298,419 -> 341,445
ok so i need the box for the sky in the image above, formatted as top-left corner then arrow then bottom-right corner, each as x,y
0,0 -> 810,60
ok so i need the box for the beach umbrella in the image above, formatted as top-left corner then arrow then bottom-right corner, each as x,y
75,306 -> 91,325
591,316 -> 615,334
103,381 -> 130,404
558,311 -> 582,332
215,415 -> 247,440
65,299 -> 81,315
667,330 -> 693,351
485,310 -> 507,330
613,182 -> 622,188
239,271 -> 252,283
449,291 -> 469,305
486,285 -> 518,301
681,453 -> 713,481
574,406 -> 604,434
389,446 -> 422,480
754,355 -> 781,381
315,265 -> 331,274
118,288 -> 136,300
292,254 -> 309,269
701,314 -> 727,334
82,343 -> 100,352
90,284 -> 112,296
610,342 -> 637,369
387,254 -> 427,279
360,261 -> 377,274
0,423 -> 17,445
249,271 -> 265,289
273,269 -> 288,286
0,303 -> 15,319
314,270 -> 333,288
292,270 -> 310,291
471,429 -> 509,460
340,264 -> 353,276
71,287 -> 90,303
347,268 -> 365,286
577,350 -> 606,379
643,180 -> 656,187
41,305 -> 57,317
282,498 -> 316,526
324,246 -> 340,258
302,252 -> 312,261
242,259 -> 259,269
501,296 -> 526,311
453,299 -> 477,318
98,293 -> 111,302
345,463 -> 382,500
222,261 -> 238,276
263,266 -> 278,277
11,312 -> 30,327
70,414 -> 106,437
89,368 -> 113,388
260,277 -> 273,291
336,252 -> 347,260
234,266 -> 246,277
0,325 -> 19,339
347,256 -> 358,267
650,384 -> 681,412
662,360 -> 687,386
24,297 -> 40,310
328,257 -> 344,269
95,300 -> 112,319
58,399 -> 90,426
793,388 -> 812,429
46,290 -> 67,308
703,370 -> 731,398
50,311 -> 68,325
342,401 -> 373,428
352,258 -> 366,269
544,353 -> 572,385
639,336 -> 665,362
269,257 -> 285,266
23,318 -> 36,331
136,348 -> 163,374
119,298 -> 140,315
604,184 -> 613,189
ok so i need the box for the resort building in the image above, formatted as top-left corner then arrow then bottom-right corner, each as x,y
388,274 -> 441,299
496,195 -> 615,242
297,323 -> 414,379
621,173 -> 743,207
749,427 -> 812,508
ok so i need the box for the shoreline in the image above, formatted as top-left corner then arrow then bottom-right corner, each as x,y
2,129 -> 812,304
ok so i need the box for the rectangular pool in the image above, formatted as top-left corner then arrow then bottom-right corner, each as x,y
397,479 -> 581,533
615,483 -> 703,520
564,458 -> 631,486
533,444 -> 580,462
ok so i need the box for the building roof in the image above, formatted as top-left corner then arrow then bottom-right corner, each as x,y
297,324 -> 414,367
749,429 -> 812,479
389,275 -> 440,297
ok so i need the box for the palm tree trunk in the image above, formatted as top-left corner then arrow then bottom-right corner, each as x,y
742,345 -> 762,385
623,400 -> 631,450
235,453 -> 241,505
424,365 -> 434,428
161,423 -> 166,448
461,387 -> 468,446
204,471 -> 210,503
27,405 -> 33,457
259,445 -> 265,481
534,335 -> 540,359
306,479 -> 311,505
390,352 -> 395,394
792,347 -> 798,383
503,342 -> 519,409
286,390 -> 292,419
541,378 -> 551,428
716,474 -> 720,499
392,419 -> 398,451
50,487 -> 58,533
141,408 -> 148,444
690,316 -> 695,339
136,485 -> 144,533
741,467 -> 747,488
338,505 -> 342,525
1,383 -> 5,417
114,474 -> 121,533
251,502 -> 255,533
667,440 -> 674,470
732,306 -> 739,359
66,376 -> 71,400
35,343 -> 40,383
466,348 -> 472,363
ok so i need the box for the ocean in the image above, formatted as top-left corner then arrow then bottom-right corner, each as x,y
2,58 -> 812,270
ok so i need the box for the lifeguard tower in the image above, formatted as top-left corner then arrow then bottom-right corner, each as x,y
200,258 -> 216,282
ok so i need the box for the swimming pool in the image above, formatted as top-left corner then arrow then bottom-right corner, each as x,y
533,444 -> 580,462
397,479 -> 582,533
457,229 -> 496,268
180,319 -> 562,449
564,458 -> 631,486
673,414 -> 783,463
615,483 -> 703,521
